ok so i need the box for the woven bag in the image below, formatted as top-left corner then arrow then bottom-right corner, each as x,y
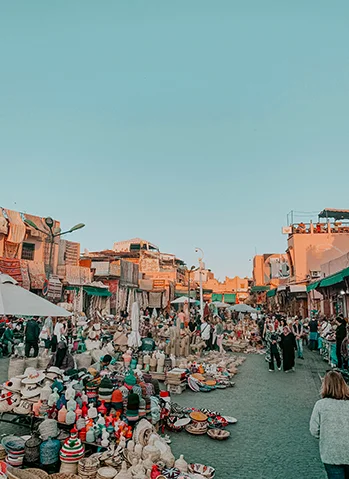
38,356 -> 50,370
8,358 -> 25,378
75,353 -> 92,369
24,434 -> 42,463
25,357 -> 38,369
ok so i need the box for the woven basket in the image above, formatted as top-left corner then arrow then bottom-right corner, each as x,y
24,435 -> 42,463
38,356 -> 50,370
50,474 -> 80,479
60,463 -> 78,474
6,466 -> 37,479
75,353 -> 92,369
8,358 -> 25,378
25,469 -> 49,479
25,357 -> 38,369
39,418 -> 59,441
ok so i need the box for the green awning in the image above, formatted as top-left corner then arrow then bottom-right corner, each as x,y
319,267 -> 349,288
175,290 -> 196,298
65,286 -> 80,291
224,293 -> 236,304
267,289 -> 277,298
307,281 -> 320,292
83,286 -> 112,297
250,286 -> 270,293
211,293 -> 223,301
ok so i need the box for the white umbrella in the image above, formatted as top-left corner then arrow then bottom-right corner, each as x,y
228,304 -> 258,313
211,301 -> 230,308
0,274 -> 71,317
171,296 -> 197,304
128,301 -> 142,348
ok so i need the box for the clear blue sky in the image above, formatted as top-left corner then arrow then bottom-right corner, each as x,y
1,1 -> 349,279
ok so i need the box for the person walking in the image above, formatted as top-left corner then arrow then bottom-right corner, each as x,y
280,326 -> 297,372
2,323 -> 15,356
309,317 -> 319,351
292,317 -> 304,359
215,317 -> 225,354
335,317 -> 347,369
266,327 -> 281,372
310,371 -> 349,478
24,317 -> 40,358
200,318 -> 211,351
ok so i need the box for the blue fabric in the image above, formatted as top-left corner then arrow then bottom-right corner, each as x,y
324,463 -> 349,479
309,332 -> 319,341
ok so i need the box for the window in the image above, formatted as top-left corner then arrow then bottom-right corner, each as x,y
240,283 -> 245,289
21,243 -> 35,261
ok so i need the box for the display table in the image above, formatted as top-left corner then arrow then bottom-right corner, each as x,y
319,337 -> 337,366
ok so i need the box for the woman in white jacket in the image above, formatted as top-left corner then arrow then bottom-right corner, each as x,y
310,371 -> 349,478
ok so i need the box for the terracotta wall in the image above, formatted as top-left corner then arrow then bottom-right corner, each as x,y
288,232 -> 349,283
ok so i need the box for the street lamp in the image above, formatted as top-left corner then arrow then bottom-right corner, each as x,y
187,265 -> 198,303
24,216 -> 85,277
195,247 -> 204,321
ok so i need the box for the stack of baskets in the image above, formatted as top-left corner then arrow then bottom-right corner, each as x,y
1,436 -> 25,467
78,456 -> 100,478
96,467 -> 118,479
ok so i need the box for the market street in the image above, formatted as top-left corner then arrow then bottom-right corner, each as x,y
169,351 -> 328,479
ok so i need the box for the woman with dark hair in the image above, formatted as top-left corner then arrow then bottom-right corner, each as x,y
280,326 -> 297,372
48,341 -> 74,371
310,371 -> 349,478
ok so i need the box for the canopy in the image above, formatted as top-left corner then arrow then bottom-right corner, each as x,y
0,274 -> 71,317
229,304 -> 258,313
211,301 -> 230,308
171,296 -> 197,304
319,267 -> 349,288
319,208 -> 349,221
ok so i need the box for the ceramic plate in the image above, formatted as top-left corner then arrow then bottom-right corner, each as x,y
223,416 -> 237,424
174,417 -> 191,428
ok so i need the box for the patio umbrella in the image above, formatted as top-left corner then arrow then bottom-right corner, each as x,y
171,296 -> 197,304
228,304 -> 258,314
0,274 -> 71,317
211,301 -> 230,308
128,301 -> 142,348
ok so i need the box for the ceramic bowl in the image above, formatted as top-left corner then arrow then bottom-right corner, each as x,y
207,429 -> 230,440
188,463 -> 215,478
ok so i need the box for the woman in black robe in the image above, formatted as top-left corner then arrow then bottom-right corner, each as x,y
280,326 -> 297,372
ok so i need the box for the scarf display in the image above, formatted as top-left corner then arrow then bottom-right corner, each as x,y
4,210 -> 26,245
28,261 -> 46,289
0,258 -> 23,284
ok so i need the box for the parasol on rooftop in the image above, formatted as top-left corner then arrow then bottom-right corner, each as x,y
171,296 -> 197,304
228,304 -> 258,314
0,274 -> 71,317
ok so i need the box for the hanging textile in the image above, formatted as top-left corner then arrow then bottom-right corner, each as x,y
20,260 -> 31,290
65,265 -> 81,285
0,209 -> 8,235
0,257 -> 22,284
162,289 -> 169,309
148,292 -> 162,309
28,261 -> 46,289
80,267 -> 92,285
4,210 -> 26,244
24,214 -> 46,240
47,275 -> 63,301
3,241 -> 20,259
128,302 -> 142,348
142,292 -> 149,309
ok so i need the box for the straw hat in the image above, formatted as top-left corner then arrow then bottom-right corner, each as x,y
22,371 -> 45,385
21,384 -> 43,398
45,367 -> 64,380
2,378 -> 22,393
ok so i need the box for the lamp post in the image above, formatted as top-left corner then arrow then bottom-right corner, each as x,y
187,265 -> 197,303
24,217 -> 85,277
195,247 -> 204,321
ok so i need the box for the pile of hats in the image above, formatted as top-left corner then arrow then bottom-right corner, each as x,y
126,393 -> 140,423
59,427 -> 85,473
98,377 -> 113,404
111,389 -> 123,413
1,435 -> 25,467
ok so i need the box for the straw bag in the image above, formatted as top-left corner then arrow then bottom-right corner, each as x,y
38,418 -> 59,441
75,353 -> 92,369
25,357 -> 38,369
60,463 -> 78,474
8,358 -> 25,378
50,474 -> 80,479
38,356 -> 50,370
25,469 -> 49,479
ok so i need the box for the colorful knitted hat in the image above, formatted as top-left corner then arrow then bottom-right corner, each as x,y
127,393 -> 140,411
98,377 -> 113,402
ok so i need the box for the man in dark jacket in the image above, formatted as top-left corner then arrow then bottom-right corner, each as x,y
335,317 -> 347,369
24,318 -> 40,358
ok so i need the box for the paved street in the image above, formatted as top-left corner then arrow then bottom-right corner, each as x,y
0,351 -> 328,478
169,351 -> 328,479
